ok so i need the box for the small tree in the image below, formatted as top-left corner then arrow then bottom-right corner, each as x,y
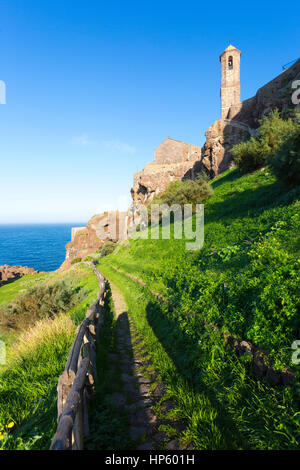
270,114 -> 300,187
98,241 -> 116,257
149,174 -> 213,216
232,110 -> 296,172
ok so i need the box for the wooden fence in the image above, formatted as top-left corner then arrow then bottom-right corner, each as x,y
50,263 -> 106,450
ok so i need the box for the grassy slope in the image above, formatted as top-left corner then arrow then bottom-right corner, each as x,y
0,273 -> 55,348
98,167 -> 300,449
0,263 -> 99,450
100,168 -> 300,367
0,272 -> 53,305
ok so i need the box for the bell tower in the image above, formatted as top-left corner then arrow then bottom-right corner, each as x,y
220,44 -> 241,119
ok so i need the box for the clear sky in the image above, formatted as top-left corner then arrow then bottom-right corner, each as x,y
1,0 -> 299,223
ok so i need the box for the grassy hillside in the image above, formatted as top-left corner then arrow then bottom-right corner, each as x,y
97,167 -> 300,449
0,272 -> 52,305
0,263 -> 99,450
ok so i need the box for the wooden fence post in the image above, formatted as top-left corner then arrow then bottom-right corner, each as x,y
50,265 -> 107,450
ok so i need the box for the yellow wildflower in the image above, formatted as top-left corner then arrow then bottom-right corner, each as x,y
6,422 -> 14,429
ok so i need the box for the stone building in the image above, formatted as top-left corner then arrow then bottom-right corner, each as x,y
131,138 -> 203,206
220,44 -> 242,120
59,211 -> 127,270
154,137 -> 202,165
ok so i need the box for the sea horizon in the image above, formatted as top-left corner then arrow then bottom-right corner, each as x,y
0,222 -> 87,272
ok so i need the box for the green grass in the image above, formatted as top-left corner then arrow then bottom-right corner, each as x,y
0,263 -> 100,450
0,272 -> 53,305
99,168 -> 300,369
97,167 -> 300,449
98,265 -> 300,450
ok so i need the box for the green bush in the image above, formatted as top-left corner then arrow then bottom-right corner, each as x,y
98,241 -> 116,257
0,281 -> 79,331
71,257 -> 82,265
270,114 -> 300,187
149,174 -> 213,215
232,110 -> 296,172
83,256 -> 94,262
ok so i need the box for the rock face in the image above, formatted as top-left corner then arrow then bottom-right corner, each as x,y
202,118 -> 251,176
234,58 -> 300,128
0,265 -> 41,286
59,211 -> 127,270
131,161 -> 206,206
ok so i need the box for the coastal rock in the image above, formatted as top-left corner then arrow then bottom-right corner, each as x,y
0,265 -> 41,287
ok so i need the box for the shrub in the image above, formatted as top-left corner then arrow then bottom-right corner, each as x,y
149,174 -> 213,215
270,114 -> 300,187
83,256 -> 94,262
98,241 -> 116,257
232,110 -> 296,172
71,257 -> 82,265
0,281 -> 79,331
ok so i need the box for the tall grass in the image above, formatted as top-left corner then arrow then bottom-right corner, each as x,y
0,314 -> 76,450
0,263 -> 100,450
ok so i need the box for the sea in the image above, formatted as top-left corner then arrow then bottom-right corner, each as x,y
0,223 -> 86,272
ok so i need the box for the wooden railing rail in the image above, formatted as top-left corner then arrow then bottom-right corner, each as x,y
50,262 -> 106,450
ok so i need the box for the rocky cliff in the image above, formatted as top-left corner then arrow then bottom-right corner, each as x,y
0,265 -> 41,286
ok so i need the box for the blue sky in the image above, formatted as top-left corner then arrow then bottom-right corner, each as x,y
0,0 -> 299,223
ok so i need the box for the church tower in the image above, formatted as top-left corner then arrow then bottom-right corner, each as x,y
220,44 -> 241,119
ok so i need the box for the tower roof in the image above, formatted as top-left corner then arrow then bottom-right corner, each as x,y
225,44 -> 237,51
220,44 -> 241,60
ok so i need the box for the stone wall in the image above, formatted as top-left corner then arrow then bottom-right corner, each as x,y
154,138 -> 202,165
131,134 -> 207,208
59,211 -> 127,270
131,159 -> 206,206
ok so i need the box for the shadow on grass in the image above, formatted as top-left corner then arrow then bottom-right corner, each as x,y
145,298 -> 249,450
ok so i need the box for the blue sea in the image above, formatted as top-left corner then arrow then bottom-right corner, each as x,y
0,223 -> 86,272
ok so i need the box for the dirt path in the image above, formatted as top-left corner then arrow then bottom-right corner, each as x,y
107,281 -> 186,450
